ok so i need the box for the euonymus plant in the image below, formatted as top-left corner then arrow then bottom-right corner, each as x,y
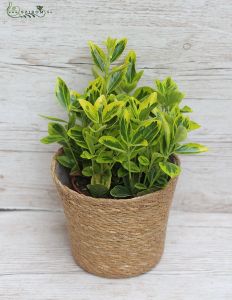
41,37 -> 207,198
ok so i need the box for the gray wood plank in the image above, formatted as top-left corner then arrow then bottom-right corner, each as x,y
0,273 -> 231,300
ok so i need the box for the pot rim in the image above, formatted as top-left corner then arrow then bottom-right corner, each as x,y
51,149 -> 180,205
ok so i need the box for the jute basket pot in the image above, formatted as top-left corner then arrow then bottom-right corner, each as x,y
51,150 -> 179,278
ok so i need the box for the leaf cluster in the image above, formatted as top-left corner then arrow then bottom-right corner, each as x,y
41,37 -> 207,198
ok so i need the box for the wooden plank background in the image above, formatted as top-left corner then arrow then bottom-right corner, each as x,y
0,1 -> 231,299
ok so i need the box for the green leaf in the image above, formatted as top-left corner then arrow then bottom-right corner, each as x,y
139,120 -> 161,144
188,120 -> 201,131
120,109 -> 131,143
99,136 -> 126,153
107,68 -> 125,94
114,153 -> 127,164
105,37 -> 117,53
96,153 -> 114,163
79,99 -> 99,123
134,183 -> 147,190
175,125 -> 188,143
40,135 -> 64,144
155,77 -> 185,109
110,38 -> 127,62
181,105 -> 192,113
159,113 -> 171,152
68,126 -> 88,149
88,42 -> 106,72
82,166 -> 93,177
138,155 -> 150,166
39,115 -> 67,123
117,167 -> 128,177
168,90 -> 184,106
94,95 -> 106,111
55,77 -> 70,110
81,151 -> 95,159
83,130 -> 95,154
68,112 -> 76,129
110,63 -> 128,74
139,92 -> 157,112
133,86 -> 155,101
175,143 -> 208,154
124,50 -> 137,83
159,161 -> 181,178
151,152 -> 163,161
139,93 -> 157,120
48,122 -> 67,138
56,155 -> 74,168
102,101 -> 123,122
110,185 -> 132,198
87,184 -> 109,197
122,161 -> 140,173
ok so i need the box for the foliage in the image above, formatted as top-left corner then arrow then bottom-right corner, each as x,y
41,37 -> 208,198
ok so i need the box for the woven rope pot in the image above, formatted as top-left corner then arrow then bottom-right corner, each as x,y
51,150 -> 179,278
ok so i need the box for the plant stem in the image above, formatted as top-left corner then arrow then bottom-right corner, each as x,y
149,169 -> 161,188
143,147 -> 152,185
127,148 -> 133,193
149,155 -> 169,188
67,140 -> 79,170
104,53 -> 110,96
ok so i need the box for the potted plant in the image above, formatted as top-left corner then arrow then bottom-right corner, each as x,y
40,37 -> 207,278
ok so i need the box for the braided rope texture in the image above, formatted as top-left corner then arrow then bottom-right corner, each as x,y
51,151 -> 179,278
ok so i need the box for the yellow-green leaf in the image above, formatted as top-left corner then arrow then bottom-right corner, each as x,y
88,42 -> 106,72
107,68 -> 125,94
55,77 -> 70,110
159,161 -> 181,178
102,101 -> 123,122
110,38 -> 127,62
81,151 -> 95,159
133,86 -> 155,101
48,123 -> 67,138
138,155 -> 150,166
94,95 -> 106,111
181,105 -> 192,113
96,153 -> 114,163
175,143 -> 208,154
39,115 -> 67,123
175,125 -> 188,143
68,126 -> 88,149
188,120 -> 201,131
139,92 -> 157,120
99,136 -> 126,153
120,109 -> 132,143
40,135 -> 64,144
139,92 -> 157,112
79,99 -> 99,123
122,161 -> 140,173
